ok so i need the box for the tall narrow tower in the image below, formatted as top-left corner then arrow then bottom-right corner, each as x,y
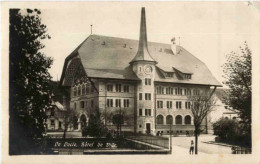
130,7 -> 157,135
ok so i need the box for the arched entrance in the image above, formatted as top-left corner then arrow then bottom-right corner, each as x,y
80,114 -> 87,128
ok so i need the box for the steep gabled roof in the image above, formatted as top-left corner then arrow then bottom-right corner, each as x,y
60,34 -> 222,87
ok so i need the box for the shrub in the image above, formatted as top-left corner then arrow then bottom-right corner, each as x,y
213,117 -> 251,147
81,127 -> 88,137
213,117 -> 240,141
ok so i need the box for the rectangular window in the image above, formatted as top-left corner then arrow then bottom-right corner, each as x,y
116,84 -> 121,92
139,93 -> 142,100
51,120 -> 55,125
107,84 -> 113,92
145,93 -> 151,100
167,101 -> 172,109
170,88 -> 174,95
124,99 -> 129,108
91,100 -> 94,108
184,89 -> 187,95
116,99 -> 121,107
185,102 -> 191,109
157,101 -> 163,108
80,101 -> 84,108
166,72 -> 174,78
166,88 -> 169,94
59,121 -> 62,128
145,109 -> 151,116
176,88 -> 182,95
187,89 -> 191,95
123,85 -> 129,92
107,99 -> 113,107
145,78 -> 151,85
139,109 -> 143,116
166,87 -> 173,95
176,101 -> 182,109
193,89 -> 200,95
156,86 -> 164,94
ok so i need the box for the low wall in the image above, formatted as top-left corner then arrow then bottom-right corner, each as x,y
126,135 -> 169,149
44,137 -> 169,154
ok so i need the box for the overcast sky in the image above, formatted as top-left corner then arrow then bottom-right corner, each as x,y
38,2 -> 260,87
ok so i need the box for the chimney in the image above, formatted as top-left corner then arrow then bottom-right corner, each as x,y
130,7 -> 156,64
171,37 -> 177,55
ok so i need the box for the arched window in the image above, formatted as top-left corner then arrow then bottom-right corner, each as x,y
185,115 -> 191,125
166,115 -> 173,125
82,85 -> 85,95
78,86 -> 81,95
157,115 -> 164,125
175,115 -> 182,125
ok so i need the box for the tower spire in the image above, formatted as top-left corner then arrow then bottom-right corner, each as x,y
130,7 -> 157,64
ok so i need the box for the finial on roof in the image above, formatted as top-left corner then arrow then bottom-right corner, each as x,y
130,7 -> 157,64
91,24 -> 93,34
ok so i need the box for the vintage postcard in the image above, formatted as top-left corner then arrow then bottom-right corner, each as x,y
1,1 -> 260,164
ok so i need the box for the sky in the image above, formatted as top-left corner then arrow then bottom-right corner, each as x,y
38,2 -> 260,87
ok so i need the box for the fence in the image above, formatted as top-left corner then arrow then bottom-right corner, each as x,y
231,146 -> 251,154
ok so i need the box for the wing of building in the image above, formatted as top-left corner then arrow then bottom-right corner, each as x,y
60,7 -> 222,135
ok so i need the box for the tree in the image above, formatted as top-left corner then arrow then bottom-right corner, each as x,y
222,42 -> 252,146
9,9 -> 52,154
62,108 -> 77,139
85,109 -> 108,137
112,114 -> 124,137
188,91 -> 216,154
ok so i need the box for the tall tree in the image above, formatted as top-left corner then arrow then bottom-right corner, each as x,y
9,9 -> 53,155
222,41 -> 252,146
188,91 -> 216,154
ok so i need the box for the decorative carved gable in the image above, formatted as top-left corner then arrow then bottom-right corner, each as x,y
63,58 -> 89,86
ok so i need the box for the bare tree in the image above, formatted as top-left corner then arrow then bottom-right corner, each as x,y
188,89 -> 216,154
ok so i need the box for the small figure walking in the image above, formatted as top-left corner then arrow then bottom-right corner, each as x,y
189,140 -> 194,155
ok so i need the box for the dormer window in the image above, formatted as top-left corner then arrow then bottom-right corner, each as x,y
165,72 -> 174,78
184,74 -> 192,79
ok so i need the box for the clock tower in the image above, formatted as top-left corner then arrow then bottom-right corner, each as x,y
130,7 -> 157,134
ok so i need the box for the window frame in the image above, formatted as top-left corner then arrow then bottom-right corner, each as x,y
107,84 -> 113,92
139,109 -> 143,116
115,84 -> 122,92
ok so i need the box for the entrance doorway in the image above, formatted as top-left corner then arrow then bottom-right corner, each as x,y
146,123 -> 151,134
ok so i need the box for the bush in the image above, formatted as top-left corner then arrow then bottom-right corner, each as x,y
213,118 -> 240,141
86,113 -> 108,138
213,117 -> 251,147
81,127 -> 88,137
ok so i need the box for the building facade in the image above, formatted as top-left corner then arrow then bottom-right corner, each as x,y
60,8 -> 221,135
45,101 -> 66,131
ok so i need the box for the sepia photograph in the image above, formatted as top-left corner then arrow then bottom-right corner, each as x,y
1,1 -> 260,163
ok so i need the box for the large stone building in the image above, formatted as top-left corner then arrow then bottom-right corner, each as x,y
60,8 -> 221,135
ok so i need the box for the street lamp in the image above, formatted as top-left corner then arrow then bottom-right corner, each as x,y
169,116 -> 172,153
168,108 -> 172,154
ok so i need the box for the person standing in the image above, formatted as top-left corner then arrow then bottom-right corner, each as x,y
189,140 -> 194,155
